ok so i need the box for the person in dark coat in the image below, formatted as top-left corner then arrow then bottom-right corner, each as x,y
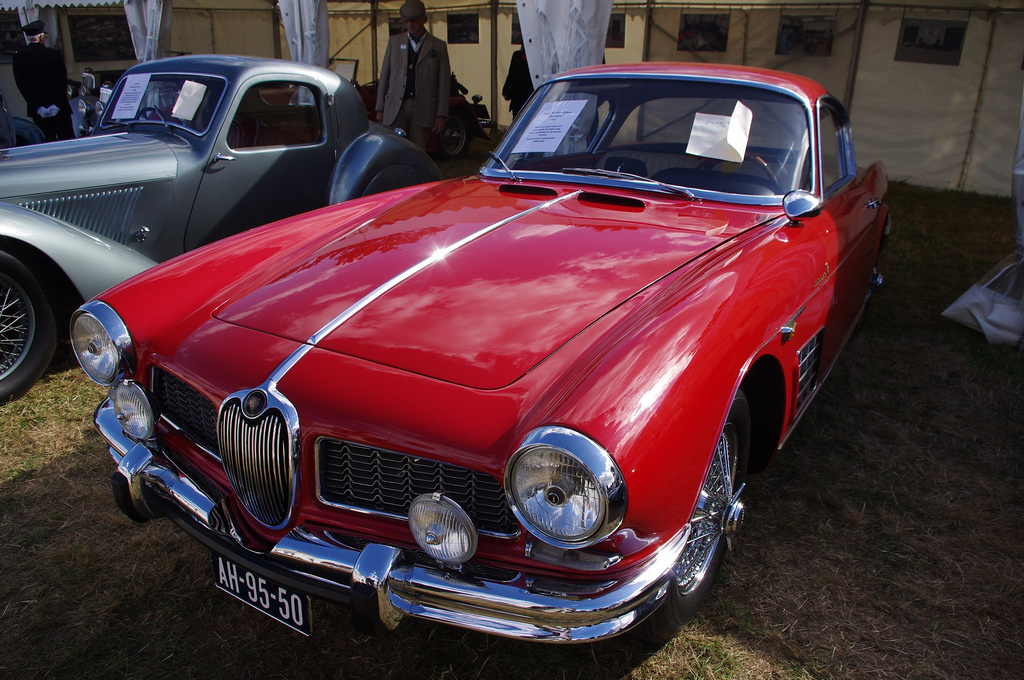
502,48 -> 534,119
13,20 -> 74,142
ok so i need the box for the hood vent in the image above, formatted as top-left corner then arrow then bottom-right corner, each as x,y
498,184 -> 558,199
20,186 -> 143,244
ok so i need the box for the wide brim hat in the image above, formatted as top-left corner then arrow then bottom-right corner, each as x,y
22,20 -> 45,36
399,0 -> 426,20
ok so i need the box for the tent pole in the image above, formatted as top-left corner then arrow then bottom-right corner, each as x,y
959,11 -> 998,191
844,0 -> 869,109
371,0 -> 378,82
491,0 -> 498,130
642,0 -> 653,62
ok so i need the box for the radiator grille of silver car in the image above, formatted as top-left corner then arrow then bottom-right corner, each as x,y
154,369 -> 219,453
318,439 -> 518,536
796,331 -> 823,409
20,186 -> 142,244
218,399 -> 293,527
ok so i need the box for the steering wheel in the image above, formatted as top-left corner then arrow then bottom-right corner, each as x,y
137,106 -> 170,127
697,155 -> 779,186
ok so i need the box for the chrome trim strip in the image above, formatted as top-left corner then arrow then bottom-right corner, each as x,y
267,190 -> 579,385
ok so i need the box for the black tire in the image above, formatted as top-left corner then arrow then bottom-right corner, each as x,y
0,251 -> 57,404
437,111 -> 471,159
637,389 -> 751,645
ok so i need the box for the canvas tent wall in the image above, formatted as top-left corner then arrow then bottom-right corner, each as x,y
1,0 -> 1021,198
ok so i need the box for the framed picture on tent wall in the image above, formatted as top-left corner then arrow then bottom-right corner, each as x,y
894,18 -> 966,66
447,13 -> 479,44
776,15 -> 834,57
606,13 -> 625,49
677,14 -> 729,52
67,14 -> 135,61
1,12 -> 23,56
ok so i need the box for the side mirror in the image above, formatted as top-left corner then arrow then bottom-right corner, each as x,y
783,190 -> 822,222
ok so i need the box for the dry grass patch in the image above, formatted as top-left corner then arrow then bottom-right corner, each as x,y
2,155 -> 1022,678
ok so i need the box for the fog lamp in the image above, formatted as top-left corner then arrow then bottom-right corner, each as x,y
408,493 -> 478,567
111,380 -> 157,440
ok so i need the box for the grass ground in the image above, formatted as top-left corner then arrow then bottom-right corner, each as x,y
1,134 -> 1022,679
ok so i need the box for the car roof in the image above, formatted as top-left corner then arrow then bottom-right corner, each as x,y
124,54 -> 344,92
554,62 -> 830,105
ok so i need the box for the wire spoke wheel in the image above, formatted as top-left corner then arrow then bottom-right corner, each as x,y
438,113 -> 469,159
637,389 -> 750,645
676,420 -> 741,594
0,271 -> 34,379
0,252 -> 56,403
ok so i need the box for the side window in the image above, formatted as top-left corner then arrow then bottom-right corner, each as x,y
819,104 -> 849,192
227,82 -> 323,150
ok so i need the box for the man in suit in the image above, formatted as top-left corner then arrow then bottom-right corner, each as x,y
12,20 -> 74,142
375,0 -> 450,150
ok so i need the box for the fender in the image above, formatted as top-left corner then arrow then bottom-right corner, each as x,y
327,127 -> 441,204
0,202 -> 155,302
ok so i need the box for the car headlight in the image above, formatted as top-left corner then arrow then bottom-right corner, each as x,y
70,301 -> 133,386
111,380 -> 158,440
505,426 -> 626,549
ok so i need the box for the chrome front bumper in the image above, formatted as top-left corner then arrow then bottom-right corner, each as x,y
96,400 -> 688,643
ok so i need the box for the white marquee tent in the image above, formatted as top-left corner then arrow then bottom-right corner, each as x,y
1,0 -> 1022,198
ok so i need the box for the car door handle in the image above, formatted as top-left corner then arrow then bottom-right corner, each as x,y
865,198 -> 881,209
211,153 -> 236,164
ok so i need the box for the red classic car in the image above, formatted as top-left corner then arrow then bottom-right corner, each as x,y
73,62 -> 889,643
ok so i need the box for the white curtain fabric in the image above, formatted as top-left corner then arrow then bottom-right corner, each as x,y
941,88 -> 1024,347
278,0 -> 329,68
122,0 -> 172,63
517,0 -> 614,88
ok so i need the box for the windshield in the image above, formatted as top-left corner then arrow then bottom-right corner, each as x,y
487,77 -> 812,197
98,73 -> 227,135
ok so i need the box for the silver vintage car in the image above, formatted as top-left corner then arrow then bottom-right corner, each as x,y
0,55 -> 441,403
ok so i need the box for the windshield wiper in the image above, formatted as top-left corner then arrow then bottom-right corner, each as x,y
487,151 -> 521,183
562,167 -> 696,200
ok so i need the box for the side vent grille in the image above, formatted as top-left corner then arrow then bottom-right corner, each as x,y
796,331 -> 824,409
20,186 -> 143,244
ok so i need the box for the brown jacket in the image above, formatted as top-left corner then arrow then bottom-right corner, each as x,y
376,31 -> 450,128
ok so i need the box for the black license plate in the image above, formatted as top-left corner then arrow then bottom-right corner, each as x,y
212,552 -> 312,635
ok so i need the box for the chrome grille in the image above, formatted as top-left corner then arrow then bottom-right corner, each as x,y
20,186 -> 142,244
796,331 -> 823,408
154,369 -> 219,453
318,439 -> 517,536
218,398 -> 293,527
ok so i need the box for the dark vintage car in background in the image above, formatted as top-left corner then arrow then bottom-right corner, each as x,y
0,54 -> 440,403
356,73 -> 491,159
73,62 -> 889,643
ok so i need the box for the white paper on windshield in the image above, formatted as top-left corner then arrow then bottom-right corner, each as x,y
111,74 -> 152,119
171,80 -> 208,121
686,101 -> 753,163
511,100 -> 589,153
